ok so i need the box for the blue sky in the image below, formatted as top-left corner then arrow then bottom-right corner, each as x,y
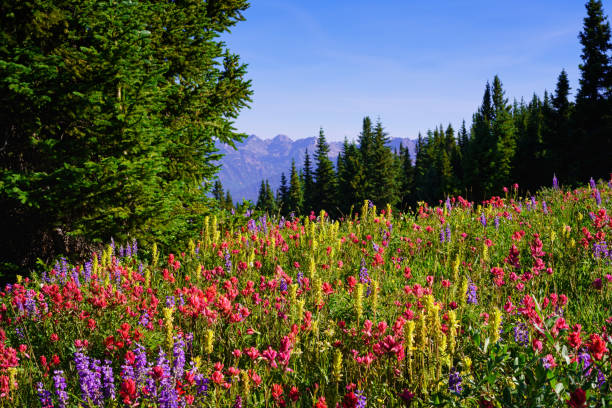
223,0 -> 611,142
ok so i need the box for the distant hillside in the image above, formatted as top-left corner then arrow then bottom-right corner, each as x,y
215,135 -> 416,202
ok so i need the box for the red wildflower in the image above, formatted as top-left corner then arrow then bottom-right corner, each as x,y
567,388 -> 586,408
587,333 -> 608,360
120,378 -> 137,405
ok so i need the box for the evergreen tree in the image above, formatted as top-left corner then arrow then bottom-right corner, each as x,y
287,160 -> 303,215
545,70 -> 574,182
370,120 -> 399,208
574,0 -> 612,181
302,149 -> 315,214
337,140 -> 367,216
277,172 -> 289,215
224,191 -> 234,211
0,0 -> 252,275
358,116 -> 375,199
399,143 -> 415,210
256,179 -> 276,214
212,180 -> 225,203
313,128 -> 337,216
490,75 -> 517,194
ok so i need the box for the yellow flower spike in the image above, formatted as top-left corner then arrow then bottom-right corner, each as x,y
491,307 -> 503,343
152,243 -> 159,268
296,299 -> 305,323
418,312 -> 428,353
193,356 -> 201,369
309,256 -> 317,280
570,238 -> 576,248
578,212 -> 583,221
482,242 -> 489,263
163,307 -> 174,350
189,239 -> 196,257
452,254 -> 461,282
93,253 -> 99,276
550,230 -> 556,243
313,278 -> 323,309
355,283 -> 364,323
386,203 -> 392,219
16,275 -> 22,284
240,370 -> 251,395
404,320 -> 416,353
205,329 -> 214,355
332,349 -> 343,382
361,200 -> 369,220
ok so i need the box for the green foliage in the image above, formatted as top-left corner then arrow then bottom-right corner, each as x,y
313,128 -> 337,216
0,0 -> 252,277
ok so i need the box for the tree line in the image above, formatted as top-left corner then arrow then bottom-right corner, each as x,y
247,0 -> 611,217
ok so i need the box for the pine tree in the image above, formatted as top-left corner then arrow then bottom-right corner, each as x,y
256,180 -> 276,214
302,149 -> 315,214
287,160 -> 303,215
574,0 -> 612,181
313,128 -> 337,217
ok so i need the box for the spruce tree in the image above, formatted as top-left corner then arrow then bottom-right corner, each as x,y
358,116 -> 375,199
575,0 -> 612,181
313,128 -> 337,217
224,191 -> 234,211
545,70 -> 574,182
277,172 -> 290,215
370,120 -> 399,208
0,0 -> 252,275
491,76 -> 517,194
337,140 -> 367,216
399,144 -> 415,210
213,180 -> 225,203
287,160 -> 303,215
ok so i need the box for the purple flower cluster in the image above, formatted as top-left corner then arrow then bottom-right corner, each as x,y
513,323 -> 529,347
53,370 -> 69,408
552,174 -> 559,190
74,351 -> 103,406
37,382 -> 53,408
466,280 -> 478,305
448,368 -> 463,394
356,389 -> 367,407
480,213 -> 486,227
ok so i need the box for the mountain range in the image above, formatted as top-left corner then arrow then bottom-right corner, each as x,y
215,134 -> 416,202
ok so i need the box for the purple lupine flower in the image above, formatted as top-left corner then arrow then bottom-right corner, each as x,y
157,348 -> 179,408
445,197 -> 452,212
552,174 -> 559,190
494,216 -> 500,229
53,370 -> 69,408
589,177 -> 596,190
173,337 -> 186,379
165,296 -> 175,309
359,259 -> 370,284
110,237 -> 116,253
195,374 -> 210,396
279,279 -> 288,292
37,382 -> 54,408
84,261 -> 92,282
234,395 -> 243,408
480,213 -> 486,227
244,208 -> 253,218
101,360 -> 115,401
448,368 -> 463,394
439,229 -> 445,243
356,389 -> 367,407
368,199 -> 374,209
132,239 -> 138,256
593,241 -> 609,259
542,201 -> 548,215
247,218 -> 256,232
71,268 -> 81,287
595,189 -> 602,206
126,242 -> 132,258
513,323 -> 529,347
446,225 -> 451,242
74,351 -> 102,405
224,251 -> 232,273
466,280 -> 478,305
297,272 -> 304,288
119,245 -> 125,258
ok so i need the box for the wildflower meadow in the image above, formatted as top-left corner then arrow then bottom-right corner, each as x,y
1,179 -> 611,407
